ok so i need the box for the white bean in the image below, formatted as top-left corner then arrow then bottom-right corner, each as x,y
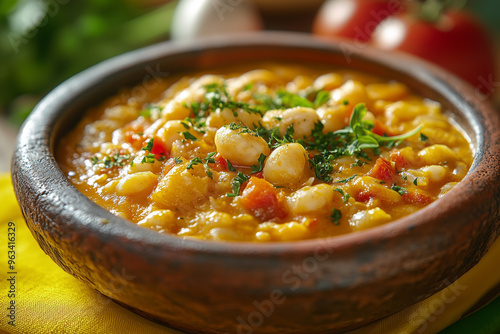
350,208 -> 392,231
287,184 -> 334,215
263,107 -> 319,139
313,73 -> 343,91
157,120 -> 190,151
115,172 -> 158,196
418,144 -> 457,165
421,165 -> 447,182
215,126 -> 270,166
263,143 -> 307,186
138,210 -> 176,231
330,80 -> 368,107
316,105 -> 348,132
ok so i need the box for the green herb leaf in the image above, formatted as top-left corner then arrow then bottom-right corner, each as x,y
91,153 -> 131,168
227,160 -> 237,172
226,172 -> 250,197
330,208 -> 342,225
334,188 -> 350,203
251,154 -> 267,174
276,91 -> 314,109
182,131 -> 198,141
142,138 -> 154,152
313,90 -> 330,107
333,174 -> 357,184
391,183 -> 407,196
187,157 -> 202,169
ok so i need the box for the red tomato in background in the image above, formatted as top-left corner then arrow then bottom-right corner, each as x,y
371,10 -> 497,96
313,1 -> 497,98
313,0 -> 406,42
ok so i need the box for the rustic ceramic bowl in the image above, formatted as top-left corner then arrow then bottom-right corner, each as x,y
11,32 -> 500,333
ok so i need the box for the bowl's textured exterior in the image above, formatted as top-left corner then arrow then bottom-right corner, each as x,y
11,33 -> 500,333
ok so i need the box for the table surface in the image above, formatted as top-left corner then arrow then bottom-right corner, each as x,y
0,117 -> 17,173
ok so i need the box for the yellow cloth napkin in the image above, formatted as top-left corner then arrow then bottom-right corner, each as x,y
0,173 -> 498,334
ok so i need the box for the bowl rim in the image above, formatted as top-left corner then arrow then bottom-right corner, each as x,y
13,31 -> 500,257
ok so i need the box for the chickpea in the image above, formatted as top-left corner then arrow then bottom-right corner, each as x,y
162,75 -> 224,120
138,210 -> 176,232
225,69 -> 278,95
330,80 -> 369,108
206,108 -> 263,129
316,105 -> 349,132
128,152 -> 162,173
350,208 -> 392,231
156,120 -> 190,151
115,172 -> 158,196
161,90 -> 192,120
421,165 -> 447,182
214,126 -> 270,166
287,184 -> 335,215
151,163 -> 209,210
418,144 -> 457,165
366,82 -> 408,101
263,107 -> 319,139
263,143 -> 308,186
313,73 -> 343,91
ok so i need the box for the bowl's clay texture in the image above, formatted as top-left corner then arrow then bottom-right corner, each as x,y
11,33 -> 500,333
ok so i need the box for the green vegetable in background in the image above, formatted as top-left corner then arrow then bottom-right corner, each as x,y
0,0 -> 176,125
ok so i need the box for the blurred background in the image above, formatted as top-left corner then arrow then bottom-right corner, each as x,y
1,0 -> 500,171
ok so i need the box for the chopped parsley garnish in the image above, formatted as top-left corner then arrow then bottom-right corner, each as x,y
330,208 -> 342,225
174,157 -> 183,164
187,152 -> 217,179
275,90 -> 314,109
333,174 -> 357,184
140,105 -> 161,118
186,157 -> 203,169
179,86 -> 420,186
226,160 -> 237,172
140,138 -> 166,164
391,184 -> 407,196
182,131 -> 198,141
226,172 -> 250,197
91,153 -> 131,169
334,188 -> 350,203
141,153 -> 156,164
203,83 -> 263,116
420,133 -> 429,141
413,178 -> 418,186
251,154 -> 267,174
313,90 -> 330,107
401,175 -> 408,180
142,138 -> 154,152
309,153 -> 335,183
243,83 -> 253,91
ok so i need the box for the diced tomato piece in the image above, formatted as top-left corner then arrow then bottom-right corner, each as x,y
149,136 -> 169,160
372,120 -> 392,137
390,150 -> 407,171
241,177 -> 288,221
402,189 -> 433,205
214,154 -> 228,171
367,158 -> 396,183
355,190 -> 375,203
